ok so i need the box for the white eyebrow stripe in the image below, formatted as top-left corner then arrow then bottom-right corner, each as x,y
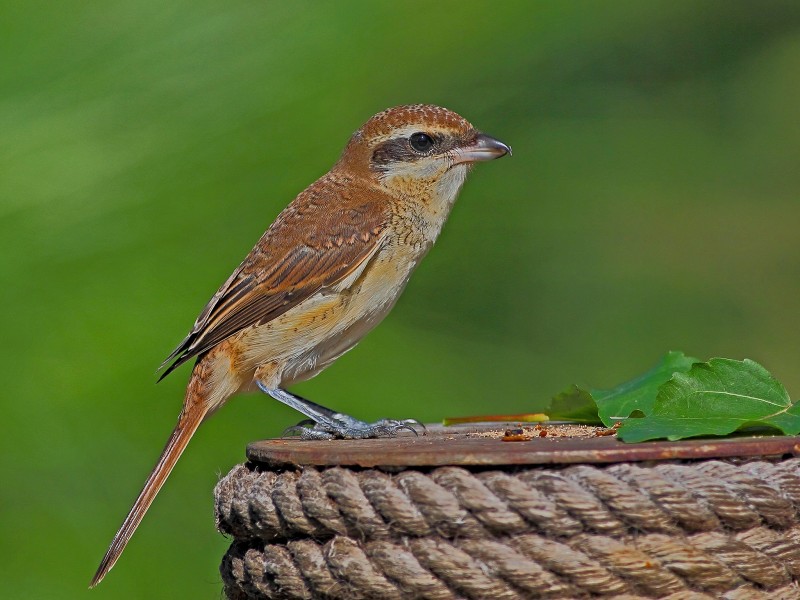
372,125 -> 459,144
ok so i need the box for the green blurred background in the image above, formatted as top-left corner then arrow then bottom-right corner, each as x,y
2,1 -> 799,597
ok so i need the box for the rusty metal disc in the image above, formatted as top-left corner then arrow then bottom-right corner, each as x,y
246,424 -> 800,469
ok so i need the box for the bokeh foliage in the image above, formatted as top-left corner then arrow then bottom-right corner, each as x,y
2,1 -> 799,597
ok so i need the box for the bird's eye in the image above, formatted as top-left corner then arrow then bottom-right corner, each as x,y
409,132 -> 435,153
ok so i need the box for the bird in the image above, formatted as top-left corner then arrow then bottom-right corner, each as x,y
90,104 -> 510,586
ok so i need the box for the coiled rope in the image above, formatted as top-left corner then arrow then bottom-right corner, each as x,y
216,458 -> 800,599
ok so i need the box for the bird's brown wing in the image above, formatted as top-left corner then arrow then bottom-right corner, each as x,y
159,186 -> 390,380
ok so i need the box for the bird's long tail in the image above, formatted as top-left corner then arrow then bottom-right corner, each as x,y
89,402 -> 207,587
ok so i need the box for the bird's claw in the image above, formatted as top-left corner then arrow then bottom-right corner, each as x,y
281,421 -> 315,437
400,418 -> 426,433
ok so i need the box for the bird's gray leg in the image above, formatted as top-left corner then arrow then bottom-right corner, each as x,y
255,382 -> 423,440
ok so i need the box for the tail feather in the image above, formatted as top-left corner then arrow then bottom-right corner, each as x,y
89,405 -> 207,588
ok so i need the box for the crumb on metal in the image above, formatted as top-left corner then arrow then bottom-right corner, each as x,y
594,423 -> 622,437
502,427 -> 530,442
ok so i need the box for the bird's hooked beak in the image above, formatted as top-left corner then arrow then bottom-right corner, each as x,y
452,133 -> 512,165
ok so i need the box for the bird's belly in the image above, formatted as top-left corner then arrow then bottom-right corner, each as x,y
235,243 -> 420,387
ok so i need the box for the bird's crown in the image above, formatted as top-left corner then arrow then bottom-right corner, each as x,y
358,104 -> 474,141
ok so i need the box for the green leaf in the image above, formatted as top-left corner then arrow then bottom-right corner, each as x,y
618,358 -> 800,442
548,384 -> 602,424
593,351 -> 698,426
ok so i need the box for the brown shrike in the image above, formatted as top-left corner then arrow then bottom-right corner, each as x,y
91,104 -> 510,586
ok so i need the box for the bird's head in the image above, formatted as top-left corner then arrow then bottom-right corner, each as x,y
336,104 -> 510,199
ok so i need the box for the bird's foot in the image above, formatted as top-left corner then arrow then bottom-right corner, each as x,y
284,416 -> 425,440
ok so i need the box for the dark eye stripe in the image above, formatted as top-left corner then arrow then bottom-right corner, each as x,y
371,134 -> 459,170
371,138 -> 417,167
